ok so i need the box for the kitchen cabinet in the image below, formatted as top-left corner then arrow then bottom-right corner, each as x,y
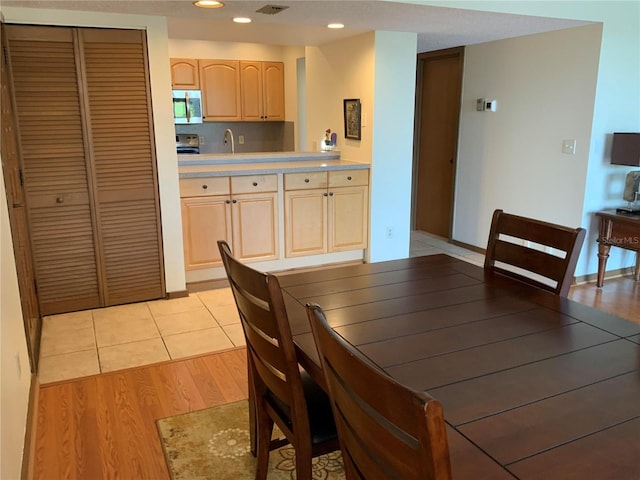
199,60 -> 242,121
284,170 -> 369,258
240,61 -> 285,121
180,175 -> 278,269
170,58 -> 199,89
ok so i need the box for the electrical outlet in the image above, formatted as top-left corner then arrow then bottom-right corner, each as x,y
238,135 -> 245,145
198,136 -> 205,145
385,226 -> 393,239
562,139 -> 576,155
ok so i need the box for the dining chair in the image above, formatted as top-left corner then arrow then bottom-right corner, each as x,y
217,241 -> 339,480
306,303 -> 453,480
484,209 -> 586,296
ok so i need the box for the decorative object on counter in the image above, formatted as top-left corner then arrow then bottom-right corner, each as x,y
321,128 -> 335,151
343,98 -> 361,140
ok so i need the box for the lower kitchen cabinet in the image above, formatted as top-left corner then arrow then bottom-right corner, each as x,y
284,169 -> 369,258
180,175 -> 278,270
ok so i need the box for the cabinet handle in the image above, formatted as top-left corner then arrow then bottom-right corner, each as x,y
202,184 -> 208,190
323,192 -> 328,197
56,196 -> 64,204
304,178 -> 310,183
252,182 -> 258,187
329,192 -> 334,196
225,200 -> 231,204
232,199 -> 237,204
347,176 -> 352,181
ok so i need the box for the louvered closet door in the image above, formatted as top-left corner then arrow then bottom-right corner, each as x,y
79,28 -> 165,306
6,25 -> 101,315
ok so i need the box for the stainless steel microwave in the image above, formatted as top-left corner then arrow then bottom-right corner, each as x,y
173,90 -> 202,124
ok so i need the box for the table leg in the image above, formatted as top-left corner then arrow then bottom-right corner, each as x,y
597,242 -> 611,287
634,252 -> 640,282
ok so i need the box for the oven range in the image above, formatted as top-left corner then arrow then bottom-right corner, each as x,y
176,133 -> 200,154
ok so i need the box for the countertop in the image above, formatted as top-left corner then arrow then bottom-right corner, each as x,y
178,151 -> 370,178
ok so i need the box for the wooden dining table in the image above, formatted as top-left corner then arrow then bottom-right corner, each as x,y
276,254 -> 640,479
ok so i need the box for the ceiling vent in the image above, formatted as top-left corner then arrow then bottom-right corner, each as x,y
256,4 -> 289,15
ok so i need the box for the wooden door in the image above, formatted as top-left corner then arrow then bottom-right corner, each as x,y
79,28 -> 165,306
414,48 -> 464,238
231,192 -> 278,261
240,61 -> 263,121
1,22 -> 41,369
200,60 -> 241,121
262,62 -> 285,121
284,189 -> 327,257
328,186 -> 369,252
181,196 -> 232,269
170,58 -> 199,89
6,25 -> 102,315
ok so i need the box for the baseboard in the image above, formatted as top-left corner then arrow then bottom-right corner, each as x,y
187,278 -> 230,293
450,239 -> 485,255
574,266 -> 636,285
22,373 -> 39,480
166,290 -> 189,299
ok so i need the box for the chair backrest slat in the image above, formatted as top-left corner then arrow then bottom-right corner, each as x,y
307,304 -> 452,480
484,209 -> 586,296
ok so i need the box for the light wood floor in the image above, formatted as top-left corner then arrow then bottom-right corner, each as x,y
31,275 -> 638,479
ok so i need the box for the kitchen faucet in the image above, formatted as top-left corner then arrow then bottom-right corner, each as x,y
223,128 -> 235,154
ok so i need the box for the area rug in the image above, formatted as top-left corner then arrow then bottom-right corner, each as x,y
157,400 -> 345,480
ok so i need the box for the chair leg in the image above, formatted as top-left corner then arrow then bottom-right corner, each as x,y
293,440 -> 313,480
254,404 -> 274,480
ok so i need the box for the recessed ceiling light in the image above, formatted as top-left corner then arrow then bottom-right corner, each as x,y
193,0 -> 224,8
233,17 -> 252,23
327,23 -> 344,29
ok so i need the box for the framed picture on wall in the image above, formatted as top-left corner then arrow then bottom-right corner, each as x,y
343,98 -> 361,140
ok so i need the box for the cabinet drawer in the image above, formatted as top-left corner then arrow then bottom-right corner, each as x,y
284,171 -> 328,190
180,177 -> 229,197
231,174 -> 277,194
329,169 -> 369,188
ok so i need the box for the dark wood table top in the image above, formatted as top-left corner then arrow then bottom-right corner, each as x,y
277,254 -> 640,480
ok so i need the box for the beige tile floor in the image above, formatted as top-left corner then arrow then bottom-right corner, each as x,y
38,231 -> 478,384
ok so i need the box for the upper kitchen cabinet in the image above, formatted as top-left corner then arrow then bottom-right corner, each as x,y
240,61 -> 285,121
199,59 -> 242,121
170,58 -> 199,89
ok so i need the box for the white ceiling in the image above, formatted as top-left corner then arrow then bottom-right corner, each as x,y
2,0 -> 590,52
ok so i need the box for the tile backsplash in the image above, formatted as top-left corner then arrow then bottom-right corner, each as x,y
176,121 -> 294,154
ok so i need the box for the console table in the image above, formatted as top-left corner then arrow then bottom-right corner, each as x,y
595,210 -> 640,287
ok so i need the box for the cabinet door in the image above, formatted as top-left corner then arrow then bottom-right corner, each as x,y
181,196 -> 232,270
284,189 -> 327,257
262,62 -> 285,121
240,61 -> 263,121
328,186 -> 369,252
170,58 -> 199,89
232,192 -> 278,261
200,60 -> 241,121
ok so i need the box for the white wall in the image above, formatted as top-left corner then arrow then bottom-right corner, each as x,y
0,159 -> 32,480
409,0 -> 640,277
370,31 -> 418,261
455,24 -> 601,247
305,32 -> 375,161
2,7 -> 186,293
305,31 -> 417,261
